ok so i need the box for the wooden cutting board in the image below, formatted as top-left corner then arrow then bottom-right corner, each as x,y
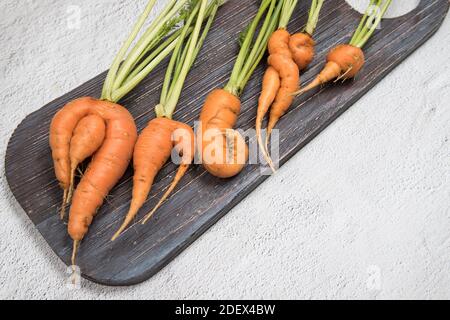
5,0 -> 449,286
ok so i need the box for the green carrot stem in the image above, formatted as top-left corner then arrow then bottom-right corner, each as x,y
123,27 -> 188,86
279,0 -> 298,29
160,1 -> 202,108
110,40 -> 177,103
350,0 -> 392,48
235,0 -> 281,91
239,3 -> 282,90
163,0 -> 219,119
167,3 -> 218,104
224,0 -> 276,96
350,0 -> 377,45
304,0 -> 325,35
101,0 -> 157,101
111,0 -> 190,94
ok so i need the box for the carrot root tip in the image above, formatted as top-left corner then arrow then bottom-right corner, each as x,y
258,132 -> 276,174
141,164 -> 189,225
111,222 -> 128,241
71,240 -> 80,266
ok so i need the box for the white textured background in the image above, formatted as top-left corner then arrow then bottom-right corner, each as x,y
0,0 -> 449,299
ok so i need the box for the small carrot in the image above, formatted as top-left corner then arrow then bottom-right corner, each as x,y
294,0 -> 392,96
289,32 -> 315,71
199,89 -> 249,178
112,0 -> 221,240
265,52 -> 299,142
255,0 -> 325,171
198,0 -> 282,178
288,0 -> 324,70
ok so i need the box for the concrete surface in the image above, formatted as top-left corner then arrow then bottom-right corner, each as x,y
0,0 -> 449,300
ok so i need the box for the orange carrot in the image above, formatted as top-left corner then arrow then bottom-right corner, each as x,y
265,50 -> 300,142
294,44 -> 365,95
289,32 -> 315,71
66,115 -> 106,213
256,67 -> 280,171
50,97 -> 137,243
295,0 -> 392,96
255,28 -> 300,170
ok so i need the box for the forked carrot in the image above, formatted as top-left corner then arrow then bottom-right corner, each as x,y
256,0 -> 324,172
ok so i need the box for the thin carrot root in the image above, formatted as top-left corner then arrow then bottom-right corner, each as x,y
53,98 -> 137,242
60,189 -> 69,220
71,240 -> 80,266
199,89 -> 249,178
257,130 -> 276,173
66,169 -> 76,207
256,66 -> 280,173
142,164 -> 190,224
111,214 -> 135,242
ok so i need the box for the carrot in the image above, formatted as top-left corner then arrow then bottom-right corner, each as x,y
255,0 -> 325,171
199,89 -> 249,178
52,97 -> 138,240
288,0 -> 324,70
50,0 -> 205,265
289,32 -> 315,71
294,0 -> 392,96
198,0 -> 282,178
112,0 -> 221,240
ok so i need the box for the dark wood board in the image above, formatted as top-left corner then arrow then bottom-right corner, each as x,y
4,0 -> 449,286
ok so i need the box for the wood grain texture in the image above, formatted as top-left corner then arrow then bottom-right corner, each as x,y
4,0 -> 449,286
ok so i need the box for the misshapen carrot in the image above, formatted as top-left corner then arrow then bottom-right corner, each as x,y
268,28 -> 292,57
199,89 -> 249,178
111,118 -> 194,240
295,44 -> 365,95
289,32 -> 315,71
50,0 -> 207,265
255,28 -> 299,170
50,97 -> 137,242
255,0 -> 325,171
